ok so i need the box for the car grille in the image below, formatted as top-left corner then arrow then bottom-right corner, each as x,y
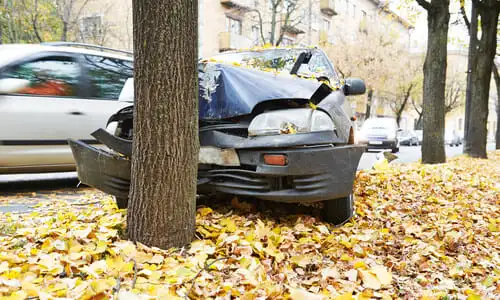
203,169 -> 331,192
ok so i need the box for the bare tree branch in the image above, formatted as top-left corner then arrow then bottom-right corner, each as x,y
459,0 -> 471,31
415,0 -> 431,11
277,0 -> 300,46
31,0 -> 43,42
248,8 -> 267,45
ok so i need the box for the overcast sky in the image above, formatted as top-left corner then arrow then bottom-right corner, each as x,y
388,0 -> 470,52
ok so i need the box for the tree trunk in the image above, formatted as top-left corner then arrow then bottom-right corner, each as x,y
365,88 -> 372,120
270,4 -> 277,45
128,0 -> 199,249
421,0 -> 449,164
415,113 -> 423,130
61,21 -> 68,41
395,84 -> 413,128
464,0 -> 499,158
494,64 -> 500,149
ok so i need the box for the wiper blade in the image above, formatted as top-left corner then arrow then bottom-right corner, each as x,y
290,51 -> 312,75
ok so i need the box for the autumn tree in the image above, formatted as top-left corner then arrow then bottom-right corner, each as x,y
412,70 -> 465,130
415,0 -> 449,164
127,0 -> 198,249
325,26 -> 421,125
461,0 -> 499,158
0,0 -> 61,43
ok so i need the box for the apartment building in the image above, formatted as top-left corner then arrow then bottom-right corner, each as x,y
76,0 -> 411,54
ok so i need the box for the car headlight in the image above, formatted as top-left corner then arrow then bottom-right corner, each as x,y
387,132 -> 396,140
248,108 -> 335,137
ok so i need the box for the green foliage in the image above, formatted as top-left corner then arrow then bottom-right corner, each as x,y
0,0 -> 62,44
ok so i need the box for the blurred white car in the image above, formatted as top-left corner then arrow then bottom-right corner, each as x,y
0,43 -> 133,174
445,130 -> 462,147
357,118 -> 400,153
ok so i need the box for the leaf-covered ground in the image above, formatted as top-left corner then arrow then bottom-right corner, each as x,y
0,152 -> 499,299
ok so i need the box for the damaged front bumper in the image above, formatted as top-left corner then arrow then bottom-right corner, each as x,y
68,130 -> 364,203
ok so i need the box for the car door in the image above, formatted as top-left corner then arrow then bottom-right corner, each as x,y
70,54 -> 134,138
0,52 -> 89,172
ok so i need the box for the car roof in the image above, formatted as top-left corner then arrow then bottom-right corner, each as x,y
0,44 -> 132,68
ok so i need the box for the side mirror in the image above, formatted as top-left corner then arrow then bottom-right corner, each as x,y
0,78 -> 30,94
344,78 -> 366,96
118,78 -> 134,102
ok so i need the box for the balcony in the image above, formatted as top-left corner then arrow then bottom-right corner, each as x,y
319,30 -> 335,45
220,0 -> 253,9
219,32 -> 253,51
320,0 -> 337,16
359,18 -> 368,34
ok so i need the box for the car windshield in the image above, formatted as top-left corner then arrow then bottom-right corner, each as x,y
209,48 -> 338,80
361,118 -> 395,131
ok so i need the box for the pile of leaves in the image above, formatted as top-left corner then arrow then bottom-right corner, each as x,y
0,152 -> 499,299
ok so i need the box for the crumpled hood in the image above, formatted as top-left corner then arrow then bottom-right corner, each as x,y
198,63 -> 324,120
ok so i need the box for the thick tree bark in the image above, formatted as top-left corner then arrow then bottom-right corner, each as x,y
420,0 -> 449,164
128,0 -> 199,249
464,0 -> 499,158
365,88 -> 373,120
493,64 -> 500,149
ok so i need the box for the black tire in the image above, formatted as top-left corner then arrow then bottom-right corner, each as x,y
115,197 -> 128,209
323,194 -> 354,225
391,146 -> 399,153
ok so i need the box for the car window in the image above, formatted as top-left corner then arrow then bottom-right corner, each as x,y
3,57 -> 80,97
83,55 -> 133,100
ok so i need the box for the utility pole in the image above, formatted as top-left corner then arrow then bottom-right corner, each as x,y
463,2 -> 477,153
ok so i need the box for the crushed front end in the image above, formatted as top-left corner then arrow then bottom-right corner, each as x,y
69,48 -> 366,224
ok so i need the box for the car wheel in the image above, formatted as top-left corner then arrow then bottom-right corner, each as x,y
391,146 -> 399,153
115,197 -> 128,209
323,194 -> 354,225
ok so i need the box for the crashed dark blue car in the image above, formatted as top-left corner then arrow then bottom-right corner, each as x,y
68,47 -> 366,225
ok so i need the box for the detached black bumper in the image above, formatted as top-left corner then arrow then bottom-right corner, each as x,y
68,135 -> 364,203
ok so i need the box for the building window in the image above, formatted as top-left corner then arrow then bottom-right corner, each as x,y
311,13 -> 319,30
80,16 -> 103,40
226,17 -> 242,35
322,19 -> 330,31
281,36 -> 295,46
251,25 -> 260,45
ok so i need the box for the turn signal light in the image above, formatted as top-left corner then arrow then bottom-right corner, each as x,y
263,154 -> 288,166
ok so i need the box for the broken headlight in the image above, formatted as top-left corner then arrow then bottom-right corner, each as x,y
248,108 -> 335,136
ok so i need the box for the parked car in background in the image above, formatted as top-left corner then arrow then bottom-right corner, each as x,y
0,43 -> 133,174
414,130 -> 423,145
445,129 -> 462,146
357,117 -> 400,153
69,47 -> 367,224
398,130 -> 419,146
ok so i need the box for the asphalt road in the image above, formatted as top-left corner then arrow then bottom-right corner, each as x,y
0,143 -> 496,193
